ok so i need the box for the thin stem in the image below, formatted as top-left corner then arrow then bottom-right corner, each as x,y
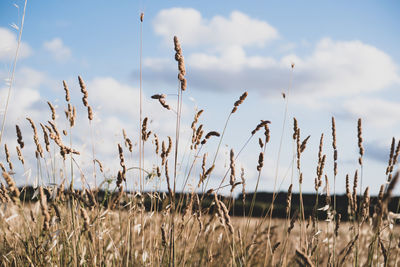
0,0 -> 27,147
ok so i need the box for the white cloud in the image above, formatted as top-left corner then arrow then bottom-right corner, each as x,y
0,86 -> 41,123
14,67 -> 47,89
147,8 -> 399,100
189,45 -> 277,71
0,27 -> 32,61
153,8 -> 279,50
143,38 -> 400,99
295,38 -> 400,98
43,38 -> 71,61
343,97 -> 400,128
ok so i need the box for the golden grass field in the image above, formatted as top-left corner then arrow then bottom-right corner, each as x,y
1,9 -> 400,267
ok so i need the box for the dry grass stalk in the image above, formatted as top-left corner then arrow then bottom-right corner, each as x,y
116,170 -> 124,188
295,249 -> 314,267
325,175 -> 331,205
201,131 -> 220,145
257,152 -> 264,171
258,138 -> 264,148
214,193 -> 233,234
198,164 -> 214,187
345,174 -> 353,214
201,153 -> 207,179
339,234 -> 359,265
141,117 -> 150,141
154,133 -> 159,154
118,143 -> 126,173
122,129 -> 133,152
80,206 -> 90,231
39,186 -> 51,231
79,75 -> 89,107
15,125 -> 24,148
193,194 -> 203,231
357,118 -> 364,165
231,92 -> 248,113
40,123 -> 50,153
0,163 -> 5,172
241,167 -> 246,209
151,94 -> 166,100
167,136 -> 172,156
63,80 -> 70,102
58,183 -> 65,201
296,128 -> 301,170
66,103 -> 76,127
158,98 -> 171,110
48,120 -> 60,138
47,120 -> 79,158
293,118 -> 298,140
315,154 -> 325,191
386,137 -> 395,175
361,187 -> 370,220
165,160 -> 173,199
78,75 -> 94,122
264,123 -> 270,143
26,117 -> 43,158
2,172 -> 20,202
87,105 -> 93,121
174,36 -> 187,91
191,110 -> 204,148
251,120 -> 270,135
194,125 -> 204,149
161,223 -> 167,247
157,166 -> 161,177
272,242 -> 281,254
352,170 -> 358,214
51,203 -> 61,222
30,209 -> 36,223
335,214 -> 341,237
286,184 -> 293,215
318,133 -> 324,167
332,117 -> 338,176
379,237 -> 388,265
288,210 -> 298,234
85,188 -> 97,208
94,159 -> 104,173
393,140 -> 400,165
110,185 -> 124,209
220,200 -> 234,234
47,101 -> 56,121
4,144 -> 13,170
229,149 -> 235,187
161,141 -> 167,165
383,171 -> 399,204
300,135 -> 310,153
0,182 -> 11,203
16,146 -> 24,164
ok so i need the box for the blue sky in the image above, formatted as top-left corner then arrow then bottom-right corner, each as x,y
1,0 -> 400,195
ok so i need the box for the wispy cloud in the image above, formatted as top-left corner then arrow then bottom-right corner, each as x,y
153,8 -> 279,50
0,27 -> 32,62
343,97 -> 400,128
144,8 -> 400,106
43,38 -> 72,62
142,37 -> 399,100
